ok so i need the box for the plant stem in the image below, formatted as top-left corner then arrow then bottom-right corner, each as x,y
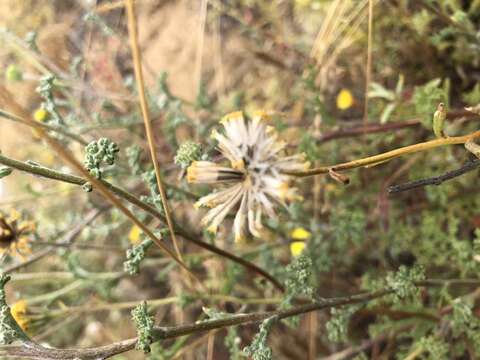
125,0 -> 185,264
0,153 -> 284,291
3,278 -> 480,359
0,110 -> 88,145
288,130 -> 480,177
388,158 -> 480,194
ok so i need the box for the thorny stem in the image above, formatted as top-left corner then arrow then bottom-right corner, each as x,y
0,153 -> 284,291
288,130 -> 480,177
2,279 -> 479,359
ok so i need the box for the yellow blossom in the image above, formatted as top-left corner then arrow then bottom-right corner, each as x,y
128,225 -> 142,245
11,300 -> 29,331
290,227 -> 311,240
33,108 -> 48,122
336,89 -> 354,110
290,241 -> 306,257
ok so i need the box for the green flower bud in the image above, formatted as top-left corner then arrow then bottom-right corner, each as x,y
432,103 -> 446,138
5,65 -> 23,82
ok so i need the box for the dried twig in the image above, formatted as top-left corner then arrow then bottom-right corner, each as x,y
2,278 -> 479,359
388,158 -> 480,194
125,0 -> 185,263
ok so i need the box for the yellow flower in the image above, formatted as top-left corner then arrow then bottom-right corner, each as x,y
33,108 -> 48,122
336,89 -> 354,110
290,241 -> 306,257
290,227 -> 311,240
128,225 -> 142,245
11,300 -> 29,331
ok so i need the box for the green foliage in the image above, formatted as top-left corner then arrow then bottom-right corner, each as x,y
156,72 -> 191,148
243,316 -> 277,360
131,301 -> 155,353
36,75 -> 64,125
126,145 -> 143,175
83,11 -> 115,36
0,275 -> 28,344
0,275 -> 16,345
222,262 -> 245,295
330,207 -> 366,248
282,253 -> 316,308
463,83 -> 480,105
416,335 -> 449,360
24,31 -> 38,51
124,239 -> 154,275
413,78 -> 449,127
195,80 -> 212,110
84,138 -> 119,179
174,141 -> 202,169
450,298 -> 480,353
386,265 -> 425,302
225,327 -> 242,360
368,74 -> 404,123
326,306 -> 357,343
298,132 -> 320,162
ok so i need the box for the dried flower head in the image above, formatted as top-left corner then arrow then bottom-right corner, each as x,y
187,111 -> 310,242
0,209 -> 35,260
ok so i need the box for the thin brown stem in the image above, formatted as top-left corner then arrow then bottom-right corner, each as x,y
124,0 -> 184,264
363,0 -> 374,128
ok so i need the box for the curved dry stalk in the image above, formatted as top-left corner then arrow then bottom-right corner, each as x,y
287,130 -> 480,177
125,0 -> 184,264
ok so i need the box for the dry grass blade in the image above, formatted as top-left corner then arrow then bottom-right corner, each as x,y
124,0 -> 185,263
0,85 -> 191,276
363,0 -> 374,128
